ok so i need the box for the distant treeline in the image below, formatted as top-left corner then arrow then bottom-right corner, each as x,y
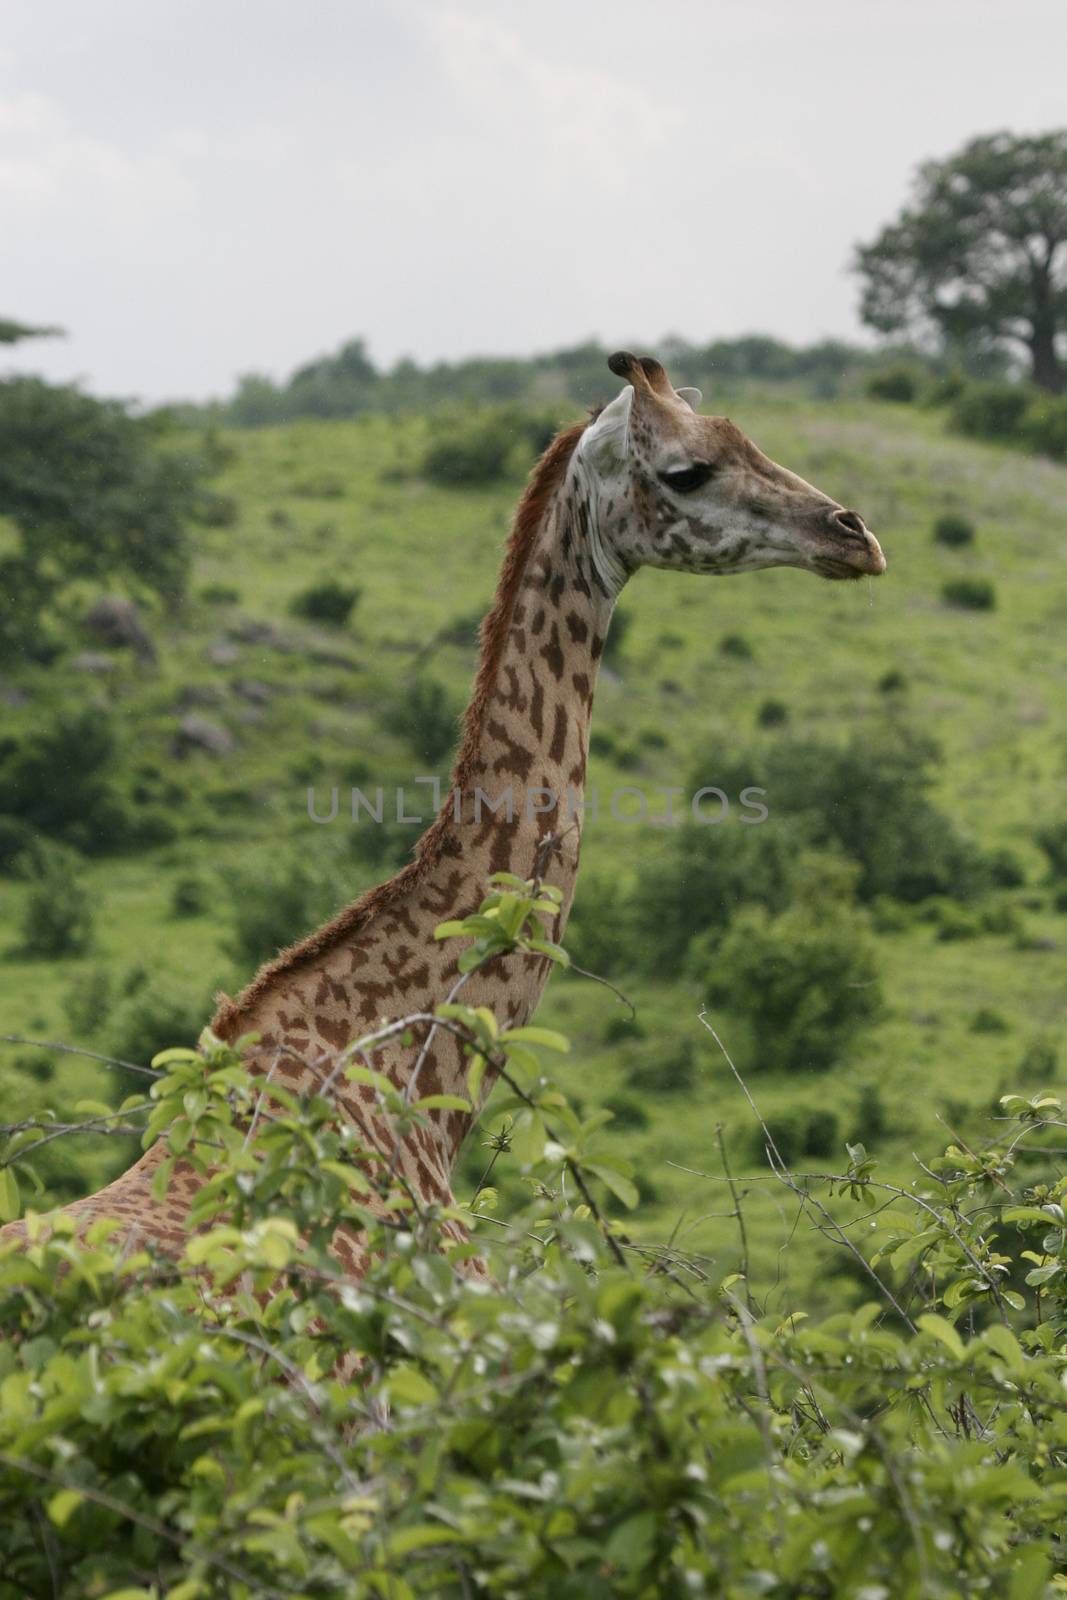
186,334 -> 917,428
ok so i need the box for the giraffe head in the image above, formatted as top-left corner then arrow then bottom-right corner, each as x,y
575,352 -> 886,585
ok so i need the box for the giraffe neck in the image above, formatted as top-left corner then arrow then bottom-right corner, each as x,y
233,435 -> 622,1203
407,450 -> 619,1165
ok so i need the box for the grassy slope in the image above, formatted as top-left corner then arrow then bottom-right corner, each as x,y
2,393 -> 1066,1304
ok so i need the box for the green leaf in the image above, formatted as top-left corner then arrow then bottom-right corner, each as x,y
585,1161 -> 640,1210
917,1313 -> 966,1359
467,1054 -> 488,1101
0,1167 -> 20,1223
386,1523 -> 464,1556
604,1510 -> 656,1572
47,1488 -> 84,1527
510,1111 -> 547,1166
500,1025 -> 570,1053
387,1365 -> 438,1407
412,1094 -> 471,1113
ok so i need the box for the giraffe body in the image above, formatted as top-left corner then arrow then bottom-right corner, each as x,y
0,354 -> 885,1275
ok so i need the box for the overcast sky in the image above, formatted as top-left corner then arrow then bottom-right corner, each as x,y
2,0 -> 1063,404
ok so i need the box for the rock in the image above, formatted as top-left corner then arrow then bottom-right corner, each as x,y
177,683 -> 227,709
70,651 -> 118,673
172,715 -> 236,757
206,638 -> 239,665
234,678 -> 273,705
84,596 -> 156,664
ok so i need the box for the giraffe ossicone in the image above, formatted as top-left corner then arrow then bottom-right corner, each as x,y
0,353 -> 885,1279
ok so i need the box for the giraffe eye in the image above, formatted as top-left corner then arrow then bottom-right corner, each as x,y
658,463 -> 716,494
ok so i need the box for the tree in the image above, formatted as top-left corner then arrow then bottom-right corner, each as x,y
0,316 -> 62,345
0,377 -> 200,661
855,130 -> 1067,392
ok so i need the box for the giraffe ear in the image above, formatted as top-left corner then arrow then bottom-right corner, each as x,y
578,386 -> 633,474
676,386 -> 702,411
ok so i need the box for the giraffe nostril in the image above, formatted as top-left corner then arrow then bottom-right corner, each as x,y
832,508 -> 867,538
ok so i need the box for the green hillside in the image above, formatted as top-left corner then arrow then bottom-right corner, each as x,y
2,390 -> 1065,1304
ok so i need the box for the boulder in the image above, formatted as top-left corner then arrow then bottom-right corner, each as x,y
84,596 -> 156,664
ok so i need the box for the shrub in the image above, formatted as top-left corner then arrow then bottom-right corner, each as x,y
988,847 -> 1025,888
949,381 -> 1030,441
290,578 -> 361,627
225,854 -> 343,969
388,676 -> 460,766
170,874 -> 209,918
750,1106 -> 840,1166
1020,393 -> 1067,461
199,582 -> 241,605
932,512 -> 975,547
698,871 -> 881,1073
290,473 -> 345,498
803,1107 -> 840,1157
602,1093 -> 650,1130
719,632 -> 753,659
0,816 -> 46,878
878,668 -> 907,693
865,364 -> 920,402
850,1083 -> 890,1143
942,576 -> 995,610
624,820 -> 804,977
192,488 -> 239,527
106,982 -> 211,1081
2,881 -> 1067,1595
18,859 -> 95,957
755,728 -> 992,904
1019,1032 -> 1059,1080
756,697 -> 789,727
61,966 -> 113,1036
422,409 -> 529,487
971,1006 -> 1010,1034
1036,820 -> 1067,880
627,1038 -> 697,1094
601,608 -> 632,670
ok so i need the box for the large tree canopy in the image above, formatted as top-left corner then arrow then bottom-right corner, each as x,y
0,377 -> 199,661
855,130 -> 1067,392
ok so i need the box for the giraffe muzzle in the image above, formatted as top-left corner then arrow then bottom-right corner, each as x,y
822,507 -> 886,579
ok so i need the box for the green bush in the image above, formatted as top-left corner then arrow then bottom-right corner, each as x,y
865,363 -> 921,402
755,728 -> 993,904
61,966 -> 113,1037
225,854 -> 343,969
949,381 -> 1030,441
290,578 -> 361,627
943,576 -> 996,610
387,676 -> 460,767
1036,820 -> 1067,881
17,859 -> 94,957
0,816 -> 46,878
932,511 -> 976,546
1019,1032 -> 1059,1080
756,697 -> 789,727
170,874 -> 209,918
421,407 -> 541,487
878,668 -> 907,693
192,488 -> 239,527
850,1082 -> 891,1143
2,879 -> 1067,1595
719,631 -> 754,659
1020,393 -> 1067,460
697,865 -> 881,1073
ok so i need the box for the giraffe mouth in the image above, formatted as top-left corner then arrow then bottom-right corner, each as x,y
815,532 -> 887,581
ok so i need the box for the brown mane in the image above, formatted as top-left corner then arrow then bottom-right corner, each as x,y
211,416 -> 589,1041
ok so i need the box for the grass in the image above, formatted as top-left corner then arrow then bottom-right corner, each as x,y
2,391 -> 1066,1306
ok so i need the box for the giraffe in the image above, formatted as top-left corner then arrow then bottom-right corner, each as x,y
0,352 -> 885,1276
